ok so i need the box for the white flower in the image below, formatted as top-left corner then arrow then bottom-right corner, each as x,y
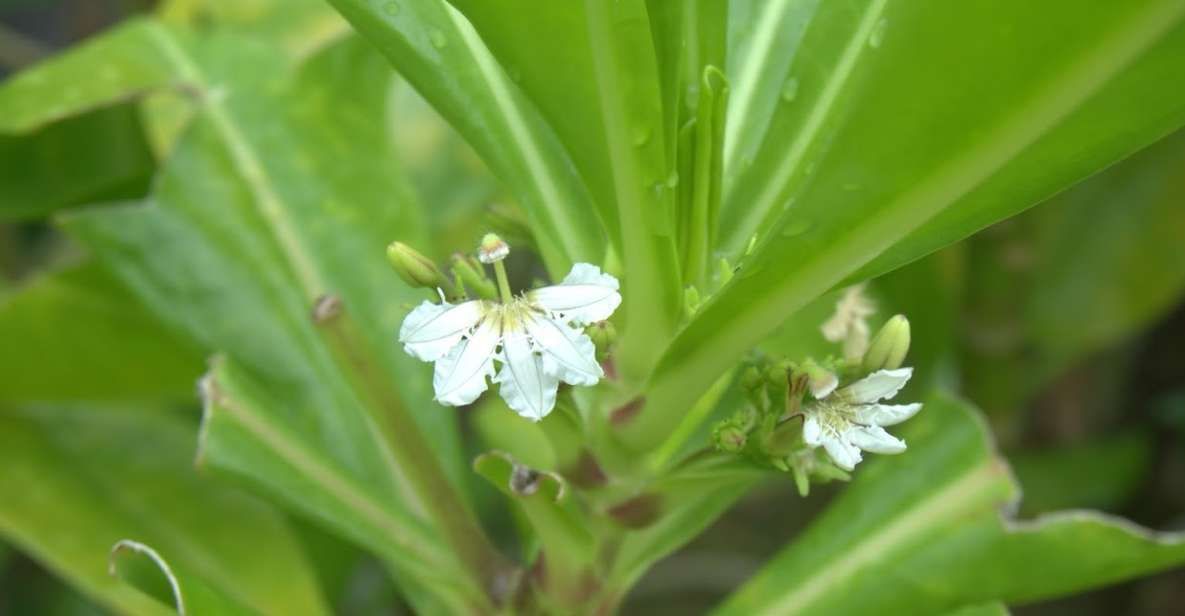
398,263 -> 620,421
801,367 -> 922,471
821,284 -> 876,362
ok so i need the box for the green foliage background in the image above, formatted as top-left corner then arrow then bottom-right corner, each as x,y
1,0 -> 1185,614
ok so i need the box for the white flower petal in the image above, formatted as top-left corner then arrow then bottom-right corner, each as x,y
494,326 -> 559,421
432,316 -> 498,406
840,367 -> 913,404
822,435 -> 862,471
525,313 -> 602,386
846,425 -> 906,454
802,415 -> 823,447
810,372 -> 838,399
399,299 -> 486,361
855,402 -> 922,427
528,263 -> 621,325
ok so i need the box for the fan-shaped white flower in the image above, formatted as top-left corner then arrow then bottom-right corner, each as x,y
801,367 -> 922,471
399,256 -> 620,421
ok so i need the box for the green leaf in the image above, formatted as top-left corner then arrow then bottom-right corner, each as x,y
56,26 -> 491,611
961,127 -> 1185,418
0,105 -> 154,221
0,20 -> 179,135
1010,432 -> 1152,516
437,0 -> 683,379
109,540 -> 256,615
325,0 -> 603,276
0,261 -> 204,402
0,405 -> 329,616
197,358 -> 478,613
713,394 -> 1185,615
623,0 -> 1185,450
1022,128 -> 1185,381
943,603 -> 1010,616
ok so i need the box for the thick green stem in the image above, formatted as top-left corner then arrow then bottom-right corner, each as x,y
584,0 -> 682,386
313,296 -> 510,610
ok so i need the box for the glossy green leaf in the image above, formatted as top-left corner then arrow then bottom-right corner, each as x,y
325,0 -> 603,277
0,105 -> 154,221
438,0 -> 683,380
0,261 -> 203,402
56,26 -> 490,611
623,0 -> 1185,450
714,394 -> 1185,615
0,405 -> 329,616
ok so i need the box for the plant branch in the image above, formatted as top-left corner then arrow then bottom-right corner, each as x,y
313,295 -> 512,610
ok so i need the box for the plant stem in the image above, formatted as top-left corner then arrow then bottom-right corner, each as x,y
584,0 -> 682,386
313,295 -> 512,610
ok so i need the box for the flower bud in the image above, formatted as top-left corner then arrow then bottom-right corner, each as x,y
478,233 -> 510,264
387,242 -> 450,290
586,320 -> 617,351
713,423 -> 748,453
450,253 -> 497,299
862,314 -> 911,372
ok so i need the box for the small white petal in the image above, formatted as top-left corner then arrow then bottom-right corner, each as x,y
432,316 -> 498,406
525,313 -> 602,386
846,425 -> 906,454
855,402 -> 922,427
528,263 -> 621,325
495,326 -> 559,421
399,299 -> 486,361
822,435 -> 862,471
840,367 -> 913,404
802,415 -> 823,447
810,372 -> 838,399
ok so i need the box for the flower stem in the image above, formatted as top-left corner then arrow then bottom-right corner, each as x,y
493,260 -> 514,304
313,295 -> 512,610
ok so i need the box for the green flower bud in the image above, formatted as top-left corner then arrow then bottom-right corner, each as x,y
740,366 -> 764,393
386,242 -> 450,290
713,422 -> 748,453
450,253 -> 498,299
862,314 -> 911,372
587,320 -> 617,351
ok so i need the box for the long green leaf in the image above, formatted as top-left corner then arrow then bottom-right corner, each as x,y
713,394 -> 1185,615
621,0 -> 1185,450
55,25 -> 487,610
326,0 -> 603,276
0,405 -> 328,616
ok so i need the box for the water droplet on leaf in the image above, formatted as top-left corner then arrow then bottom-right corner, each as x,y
869,18 -> 887,48
632,124 -> 652,147
666,171 -> 679,188
429,28 -> 447,48
781,77 -> 799,103
781,219 -> 814,237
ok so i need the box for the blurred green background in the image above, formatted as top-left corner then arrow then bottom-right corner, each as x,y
1,1 -> 1183,614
